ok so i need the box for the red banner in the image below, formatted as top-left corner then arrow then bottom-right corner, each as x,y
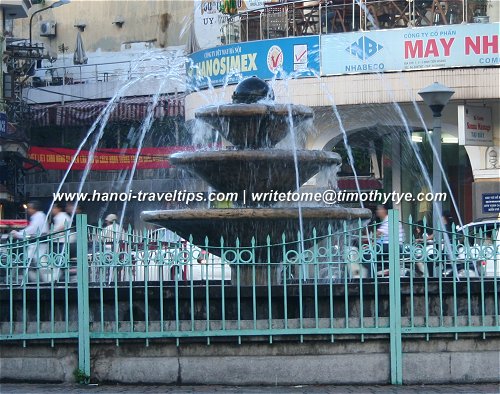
28,146 -> 192,171
0,219 -> 28,228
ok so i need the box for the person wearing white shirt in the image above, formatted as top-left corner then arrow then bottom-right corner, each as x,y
371,204 -> 405,276
101,214 -> 126,251
10,201 -> 51,281
51,203 -> 75,254
10,201 -> 48,239
375,205 -> 405,244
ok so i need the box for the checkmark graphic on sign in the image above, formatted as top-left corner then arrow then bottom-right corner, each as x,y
271,51 -> 283,68
295,49 -> 307,62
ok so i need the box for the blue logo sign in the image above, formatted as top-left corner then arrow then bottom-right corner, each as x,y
482,193 -> 500,214
346,37 -> 383,60
0,113 -> 7,135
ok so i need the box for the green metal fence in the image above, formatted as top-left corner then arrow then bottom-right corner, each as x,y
1,210 -> 498,385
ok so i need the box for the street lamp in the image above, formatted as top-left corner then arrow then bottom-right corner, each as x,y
418,82 -> 455,232
29,0 -> 71,47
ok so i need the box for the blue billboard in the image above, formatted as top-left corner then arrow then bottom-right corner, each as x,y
187,36 -> 320,89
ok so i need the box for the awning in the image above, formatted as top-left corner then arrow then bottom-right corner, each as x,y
29,94 -> 185,127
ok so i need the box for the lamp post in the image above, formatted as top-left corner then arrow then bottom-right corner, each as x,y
29,0 -> 71,47
418,82 -> 455,232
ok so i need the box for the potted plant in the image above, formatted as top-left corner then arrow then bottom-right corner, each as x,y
220,0 -> 238,15
470,0 -> 489,23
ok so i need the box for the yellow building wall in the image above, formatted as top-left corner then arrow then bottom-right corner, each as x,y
13,0 -> 194,54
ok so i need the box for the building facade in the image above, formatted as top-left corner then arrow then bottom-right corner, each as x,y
185,0 -> 500,224
6,1 -> 198,226
3,0 -> 499,226
0,0 -> 35,222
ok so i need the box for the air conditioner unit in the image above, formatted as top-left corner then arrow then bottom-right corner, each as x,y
39,21 -> 56,37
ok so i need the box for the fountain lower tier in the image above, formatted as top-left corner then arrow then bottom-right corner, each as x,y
169,150 -> 341,204
141,207 -> 372,285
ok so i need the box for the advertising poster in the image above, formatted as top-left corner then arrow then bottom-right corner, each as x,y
321,23 -> 499,75
188,36 -> 320,88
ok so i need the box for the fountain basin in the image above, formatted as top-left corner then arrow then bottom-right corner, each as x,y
169,150 -> 341,202
141,207 -> 372,260
195,104 -> 313,149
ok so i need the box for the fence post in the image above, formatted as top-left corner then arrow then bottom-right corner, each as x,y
76,214 -> 90,381
388,209 -> 403,384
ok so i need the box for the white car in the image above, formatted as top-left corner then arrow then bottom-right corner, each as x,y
130,228 -> 230,282
456,220 -> 500,278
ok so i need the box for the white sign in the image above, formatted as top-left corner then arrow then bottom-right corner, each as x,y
193,0 -> 266,50
458,105 -> 493,146
293,44 -> 308,70
193,0 -> 227,50
242,0 -> 266,9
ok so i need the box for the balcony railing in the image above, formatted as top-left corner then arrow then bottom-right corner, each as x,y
29,59 -> 166,88
222,0 -> 491,44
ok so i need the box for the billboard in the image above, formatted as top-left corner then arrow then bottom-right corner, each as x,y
321,23 -> 499,75
188,36 -> 320,89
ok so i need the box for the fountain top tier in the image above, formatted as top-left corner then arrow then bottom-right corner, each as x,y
195,76 -> 313,149
231,76 -> 275,103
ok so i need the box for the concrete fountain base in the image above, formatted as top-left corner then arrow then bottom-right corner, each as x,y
141,207 -> 372,285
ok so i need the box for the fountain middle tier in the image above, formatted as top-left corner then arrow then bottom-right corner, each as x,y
169,150 -> 341,204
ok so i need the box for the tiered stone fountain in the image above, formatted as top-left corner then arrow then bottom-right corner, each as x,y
142,77 -> 371,285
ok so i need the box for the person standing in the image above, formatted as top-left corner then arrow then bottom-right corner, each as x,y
101,214 -> 127,283
51,203 -> 75,254
373,204 -> 405,276
10,201 -> 48,240
65,202 -> 83,256
65,202 -> 82,225
10,201 -> 50,282
102,214 -> 126,248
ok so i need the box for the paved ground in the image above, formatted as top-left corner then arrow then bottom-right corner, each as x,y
0,384 -> 498,394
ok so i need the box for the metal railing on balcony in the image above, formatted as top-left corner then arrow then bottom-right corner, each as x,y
0,211 -> 498,383
28,59 -> 167,88
222,0 -> 490,44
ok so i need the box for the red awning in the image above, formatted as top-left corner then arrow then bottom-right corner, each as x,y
29,94 -> 185,127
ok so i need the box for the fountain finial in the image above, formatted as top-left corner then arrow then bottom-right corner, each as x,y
232,76 -> 274,104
